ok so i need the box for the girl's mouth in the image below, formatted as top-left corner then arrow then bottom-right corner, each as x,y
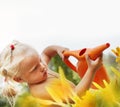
43,69 -> 47,77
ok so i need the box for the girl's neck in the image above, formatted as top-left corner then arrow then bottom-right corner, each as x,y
47,69 -> 59,78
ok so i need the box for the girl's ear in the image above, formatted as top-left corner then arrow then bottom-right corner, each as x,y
13,77 -> 24,83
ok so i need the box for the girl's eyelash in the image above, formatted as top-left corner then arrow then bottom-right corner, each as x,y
33,65 -> 38,71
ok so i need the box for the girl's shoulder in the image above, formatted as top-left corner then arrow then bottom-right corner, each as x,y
29,77 -> 59,100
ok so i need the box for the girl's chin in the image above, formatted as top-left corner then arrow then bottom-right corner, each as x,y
39,74 -> 48,83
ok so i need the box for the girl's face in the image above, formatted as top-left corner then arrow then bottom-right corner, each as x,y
19,54 -> 48,85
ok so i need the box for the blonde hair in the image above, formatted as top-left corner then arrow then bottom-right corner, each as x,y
0,40 -> 39,107
0,40 -> 38,78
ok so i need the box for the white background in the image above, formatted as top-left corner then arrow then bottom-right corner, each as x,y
0,0 -> 120,54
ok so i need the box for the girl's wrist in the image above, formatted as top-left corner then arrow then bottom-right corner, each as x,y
88,67 -> 98,73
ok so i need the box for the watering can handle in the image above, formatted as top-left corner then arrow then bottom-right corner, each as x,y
63,50 -> 79,72
63,57 -> 77,72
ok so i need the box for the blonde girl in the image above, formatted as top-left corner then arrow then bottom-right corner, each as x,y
0,40 -> 103,106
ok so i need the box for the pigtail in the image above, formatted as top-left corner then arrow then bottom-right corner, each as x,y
0,41 -> 21,107
0,67 -> 23,107
0,66 -> 18,107
1,80 -> 17,107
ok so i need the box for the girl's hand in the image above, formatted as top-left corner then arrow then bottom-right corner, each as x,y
85,54 -> 103,72
57,47 -> 69,60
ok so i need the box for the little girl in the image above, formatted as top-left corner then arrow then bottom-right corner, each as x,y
0,40 -> 103,106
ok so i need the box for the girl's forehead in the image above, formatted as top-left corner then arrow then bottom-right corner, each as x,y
23,54 -> 39,64
20,54 -> 40,71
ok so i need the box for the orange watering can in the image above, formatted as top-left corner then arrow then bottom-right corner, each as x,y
63,43 -> 110,88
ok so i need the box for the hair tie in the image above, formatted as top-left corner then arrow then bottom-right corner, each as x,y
10,44 -> 15,50
10,44 -> 15,62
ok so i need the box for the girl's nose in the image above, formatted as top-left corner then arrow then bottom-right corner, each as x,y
39,62 -> 46,71
40,62 -> 45,67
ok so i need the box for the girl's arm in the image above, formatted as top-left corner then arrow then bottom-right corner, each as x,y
41,45 -> 69,65
75,54 -> 103,96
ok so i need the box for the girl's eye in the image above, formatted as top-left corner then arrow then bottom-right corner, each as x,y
33,65 -> 38,71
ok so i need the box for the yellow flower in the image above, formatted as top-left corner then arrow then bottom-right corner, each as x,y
112,47 -> 120,57
112,47 -> 120,63
45,66 -> 79,106
77,90 -> 96,107
93,79 -> 120,107
110,66 -> 120,78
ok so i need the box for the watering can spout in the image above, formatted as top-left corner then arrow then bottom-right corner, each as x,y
64,43 -> 110,60
88,43 -> 110,60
